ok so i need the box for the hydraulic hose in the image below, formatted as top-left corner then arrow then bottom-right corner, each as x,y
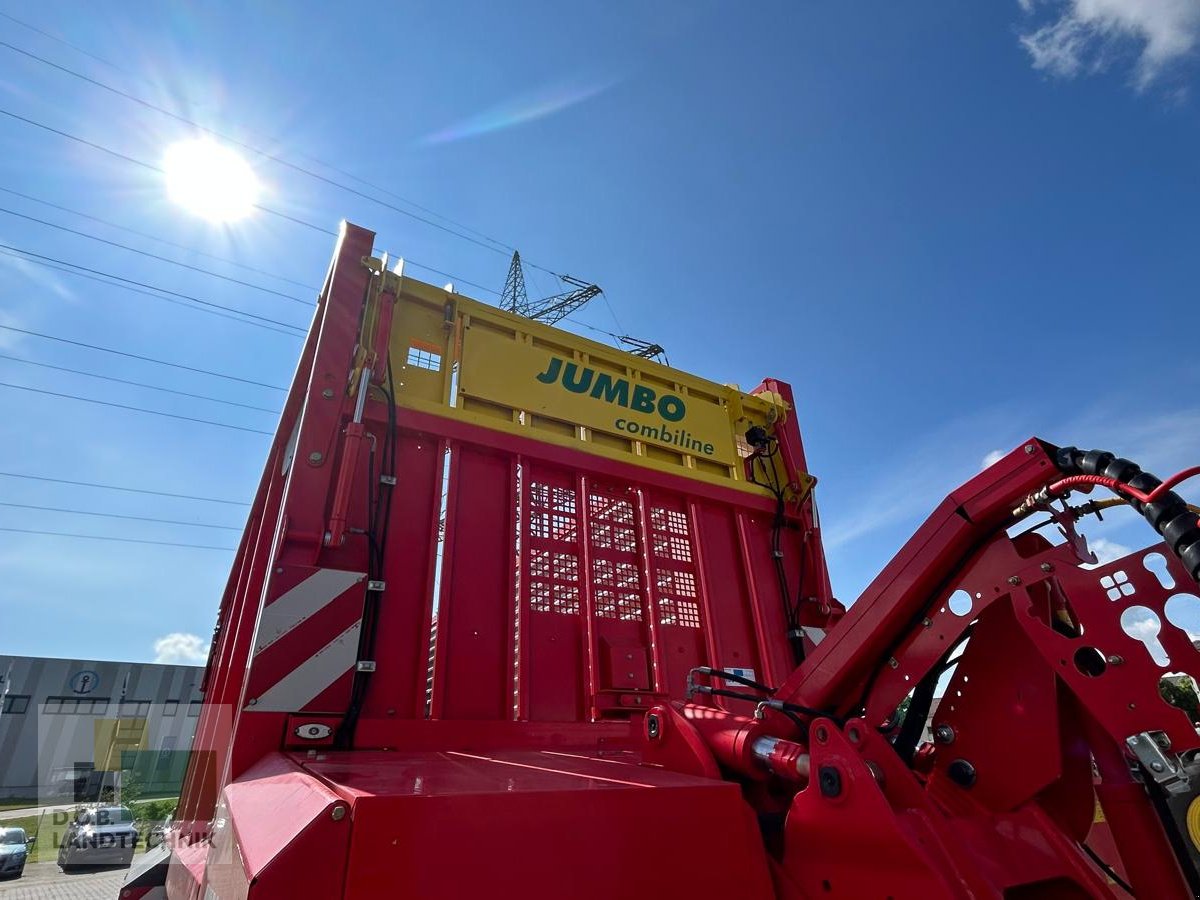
1054,447 -> 1200,583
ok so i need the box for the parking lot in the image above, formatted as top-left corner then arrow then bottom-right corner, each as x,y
0,862 -> 126,899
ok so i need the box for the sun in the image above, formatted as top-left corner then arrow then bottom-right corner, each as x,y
163,138 -> 260,223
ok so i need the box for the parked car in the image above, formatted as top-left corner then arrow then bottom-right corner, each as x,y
0,827 -> 30,879
146,816 -> 170,850
57,805 -> 138,870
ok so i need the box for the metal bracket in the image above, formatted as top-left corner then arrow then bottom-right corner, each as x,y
367,580 -> 386,592
356,660 -> 376,673
1127,731 -> 1191,795
380,474 -> 397,486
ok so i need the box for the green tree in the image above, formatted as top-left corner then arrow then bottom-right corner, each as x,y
1159,677 -> 1200,724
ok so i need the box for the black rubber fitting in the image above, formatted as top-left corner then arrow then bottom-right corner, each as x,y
1103,457 -> 1140,483
1161,512 -> 1200,551
818,765 -> 842,798
1182,541 -> 1200,580
1054,447 -> 1200,583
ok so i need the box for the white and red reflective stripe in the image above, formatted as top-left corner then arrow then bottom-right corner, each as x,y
249,621 -> 362,712
244,566 -> 366,713
253,568 -> 364,654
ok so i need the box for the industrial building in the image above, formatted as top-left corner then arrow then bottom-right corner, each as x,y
0,655 -> 203,802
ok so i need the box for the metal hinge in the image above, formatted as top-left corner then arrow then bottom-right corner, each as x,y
1127,731 -> 1190,794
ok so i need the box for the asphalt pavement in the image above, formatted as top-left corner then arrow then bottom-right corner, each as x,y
0,862 -> 127,899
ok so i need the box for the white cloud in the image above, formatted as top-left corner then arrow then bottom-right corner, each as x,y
1122,611 -> 1172,664
153,632 -> 210,665
981,448 -> 1006,469
1018,0 -> 1200,88
1089,536 -> 1133,563
0,248 -> 76,302
821,399 -> 1200,607
823,406 -> 1020,551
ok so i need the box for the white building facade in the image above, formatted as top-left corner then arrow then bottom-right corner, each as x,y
0,655 -> 203,801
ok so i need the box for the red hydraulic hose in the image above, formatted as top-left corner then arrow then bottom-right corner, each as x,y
1047,465 -> 1200,505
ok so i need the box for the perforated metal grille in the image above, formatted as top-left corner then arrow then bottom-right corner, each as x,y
588,491 -> 646,621
650,507 -> 692,563
406,345 -> 442,371
529,548 -> 581,615
649,505 -> 702,629
530,482 -> 578,542
656,570 -> 701,628
589,493 -> 637,552
527,482 -> 581,615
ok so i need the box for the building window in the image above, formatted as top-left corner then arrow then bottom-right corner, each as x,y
162,700 -> 178,717
187,700 -> 202,717
2,694 -> 30,714
119,700 -> 151,717
41,696 -> 112,714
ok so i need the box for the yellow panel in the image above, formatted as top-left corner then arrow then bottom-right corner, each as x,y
370,264 -> 794,495
460,321 -> 737,465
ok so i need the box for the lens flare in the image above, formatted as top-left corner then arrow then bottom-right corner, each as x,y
421,75 -> 621,146
163,138 -> 260,222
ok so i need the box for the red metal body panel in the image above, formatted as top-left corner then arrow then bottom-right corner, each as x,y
304,749 -> 774,899
145,223 -> 1200,900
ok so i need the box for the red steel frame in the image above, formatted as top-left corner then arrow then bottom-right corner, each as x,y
134,222 -> 1200,900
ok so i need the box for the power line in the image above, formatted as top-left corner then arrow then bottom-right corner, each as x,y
0,241 -> 307,335
0,380 -> 273,435
0,108 -> 506,298
0,12 -> 516,256
394,257 -> 500,296
0,324 -> 287,391
0,247 -> 304,339
0,11 -> 145,84
0,526 -> 233,551
0,470 -> 250,506
0,353 -> 280,413
0,184 -> 317,291
0,39 -> 524,261
0,500 -> 240,530
0,107 -> 334,237
0,204 -> 310,305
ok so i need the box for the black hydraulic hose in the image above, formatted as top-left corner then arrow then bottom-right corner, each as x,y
1055,447 -> 1200,582
336,355 -> 399,750
893,666 -> 938,764
693,666 -> 775,695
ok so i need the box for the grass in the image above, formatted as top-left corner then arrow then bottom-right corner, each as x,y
0,812 -> 56,863
0,800 -> 37,812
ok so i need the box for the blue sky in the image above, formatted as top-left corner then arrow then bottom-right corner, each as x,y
0,1 -> 1198,665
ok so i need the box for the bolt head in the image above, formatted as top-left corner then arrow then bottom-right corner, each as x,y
331,806 -> 346,821
1151,761 -> 1166,772
1107,655 -> 1124,665
921,617 -> 933,627
934,724 -> 955,745
947,759 -> 977,788
1008,576 -> 1022,586
888,657 -> 899,669
817,765 -> 843,798
322,388 -> 334,399
1024,444 -> 1035,454
308,451 -> 323,465
1040,562 -> 1054,573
